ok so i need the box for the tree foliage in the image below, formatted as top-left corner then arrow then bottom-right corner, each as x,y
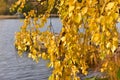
11,0 -> 120,80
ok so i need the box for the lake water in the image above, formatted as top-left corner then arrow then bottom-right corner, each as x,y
0,18 -> 120,80
0,18 -> 62,80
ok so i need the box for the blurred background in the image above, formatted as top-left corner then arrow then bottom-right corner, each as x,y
0,0 -> 58,15
0,0 -> 16,15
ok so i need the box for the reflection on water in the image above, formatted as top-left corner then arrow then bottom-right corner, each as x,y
0,18 -> 62,80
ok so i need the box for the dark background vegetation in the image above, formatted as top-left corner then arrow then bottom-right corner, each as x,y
0,0 -> 16,15
0,0 -> 58,15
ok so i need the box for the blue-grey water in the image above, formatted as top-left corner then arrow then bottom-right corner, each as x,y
0,18 -> 62,80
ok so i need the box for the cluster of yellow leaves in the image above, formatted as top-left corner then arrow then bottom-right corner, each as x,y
13,0 -> 120,80
10,0 -> 26,12
14,10 -> 43,62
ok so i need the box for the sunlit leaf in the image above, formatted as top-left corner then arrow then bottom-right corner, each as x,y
105,2 -> 115,11
81,7 -> 88,15
91,33 -> 100,43
74,13 -> 82,24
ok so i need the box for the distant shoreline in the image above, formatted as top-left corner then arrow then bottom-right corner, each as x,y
0,15 -> 21,19
0,14 -> 59,19
50,14 -> 59,17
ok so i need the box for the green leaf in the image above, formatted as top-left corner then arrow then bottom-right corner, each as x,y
117,68 -> 120,79
85,77 -> 96,80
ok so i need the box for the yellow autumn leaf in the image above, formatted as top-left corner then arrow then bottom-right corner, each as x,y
60,0 -> 64,6
48,74 -> 54,80
38,53 -> 41,58
42,52 -> 47,60
105,30 -> 111,36
106,42 -> 111,48
65,76 -> 71,80
69,5 -> 75,12
37,0 -> 41,1
74,13 -> 82,24
76,2 -> 81,9
111,45 -> 116,53
91,33 -> 100,43
118,17 -> 120,22
15,1 -> 21,5
81,7 -> 88,15
18,46 -> 22,50
103,61 -> 108,67
105,2 -> 115,11
28,53 -> 32,58
61,36 -> 66,42
69,0 -> 76,6
47,62 -> 54,68
113,37 -> 118,42
54,60 -> 61,68
18,51 -> 23,57
113,13 -> 119,20
31,54 -> 36,61
100,68 -> 104,72
83,71 -> 88,75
